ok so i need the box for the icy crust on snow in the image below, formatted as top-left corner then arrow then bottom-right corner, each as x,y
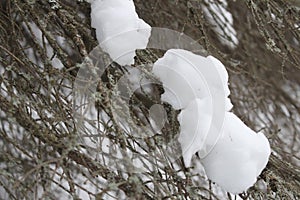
90,0 -> 151,65
152,49 -> 271,194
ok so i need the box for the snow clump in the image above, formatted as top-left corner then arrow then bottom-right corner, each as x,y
90,0 -> 151,65
152,49 -> 271,194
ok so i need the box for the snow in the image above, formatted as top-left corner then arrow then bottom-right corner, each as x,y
152,49 -> 233,162
152,49 -> 271,194
152,49 -> 232,110
89,0 -> 270,194
177,98 -> 213,167
90,0 -> 151,66
201,112 -> 271,194
202,0 -> 238,49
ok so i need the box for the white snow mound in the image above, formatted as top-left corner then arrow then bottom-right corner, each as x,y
201,112 -> 271,194
152,49 -> 271,194
152,49 -> 232,110
90,0 -> 151,65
